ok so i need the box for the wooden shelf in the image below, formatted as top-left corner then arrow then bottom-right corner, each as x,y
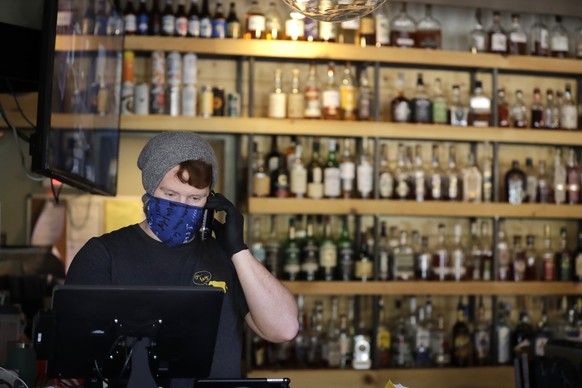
281,281 -> 582,296
124,36 -> 582,75
246,366 -> 515,388
51,113 -> 119,129
120,116 -> 582,146
248,198 -> 582,219
55,35 -> 123,52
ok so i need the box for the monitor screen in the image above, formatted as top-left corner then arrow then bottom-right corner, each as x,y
31,0 -> 123,195
39,285 -> 224,383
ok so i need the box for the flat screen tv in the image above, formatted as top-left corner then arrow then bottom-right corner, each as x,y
30,0 -> 123,196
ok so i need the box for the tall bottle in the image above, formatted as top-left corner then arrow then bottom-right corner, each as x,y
512,235 -> 527,281
549,15 -> 570,58
510,89 -> 528,128
444,144 -> 462,201
304,62 -> 321,119
301,216 -> 319,281
556,227 -> 573,281
337,217 -> 354,281
541,224 -> 555,281
356,139 -> 374,199
322,62 -> 340,120
497,88 -> 510,127
225,2 -> 241,38
462,151 -> 482,203
393,143 -> 412,200
432,78 -> 448,124
469,9 -> 487,53
432,224 -> 450,281
392,230 -> 415,280
448,84 -> 468,126
473,297 -> 491,365
524,234 -> 538,280
390,2 -> 416,48
391,73 -> 412,123
147,0 -> 162,35
468,81 -> 491,127
123,0 -> 138,35
566,148 -> 580,204
451,298 -> 471,367
268,68 -> 287,119
505,160 -> 526,204
270,153 -> 290,198
481,142 -> 493,202
357,65 -> 372,121
575,231 -> 582,282
531,87 -> 544,129
283,218 -> 301,281
413,145 -> 425,202
426,143 -> 443,200
378,143 -> 394,199
416,4 -> 441,49
496,303 -> 512,365
323,139 -> 341,198
450,224 -> 467,281
307,138 -> 324,199
288,68 -> 305,119
411,73 -> 432,124
467,221 -> 482,280
513,299 -> 534,359
161,0 -> 176,36
211,1 -> 226,38
488,11 -> 507,54
529,15 -> 549,56
537,160 -> 552,203
354,230 -> 373,281
186,0 -> 200,37
290,145 -> 307,199
508,13 -> 527,55
264,215 -> 281,277
175,0 -> 188,37
264,1 -> 283,40
252,142 -> 270,197
480,221 -> 494,281
319,216 -> 337,281
375,297 -> 391,367
553,147 -> 567,205
543,88 -> 560,129
339,139 -> 356,199
244,0 -> 265,39
560,84 -> 578,130
339,63 -> 357,121
497,220 -> 512,281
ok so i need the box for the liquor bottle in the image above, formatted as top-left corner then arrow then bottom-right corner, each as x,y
577,22 -> 582,59
81,0 -> 96,35
326,296 -> 341,367
284,9 -> 305,41
106,0 -> 124,36
575,231 -> 582,282
444,144 -> 462,201
287,68 -> 305,119
337,217 -> 354,281
543,88 -> 560,129
376,297 -> 391,368
390,1 -> 416,48
541,224 -> 555,281
432,78 -> 448,124
307,301 -> 325,367
306,138 -> 324,199
94,0 -> 109,35
324,139 -> 341,198
244,0 -> 265,39
123,0 -> 138,35
175,0 -> 188,36
322,62 -> 340,120
290,145 -> 307,198
337,0 -> 359,44
339,138 -> 356,199
496,303 -> 512,365
411,73 -> 432,124
505,160 -> 526,204
211,1 -> 226,38
186,0 -> 200,37
304,17 -> 318,42
578,81 -> 582,129
134,0 -> 149,35
468,81 -> 491,127
266,136 -> 282,175
392,230 -> 415,281
556,227 -> 573,281
283,218 -> 301,281
524,158 -> 538,203
497,88 -> 510,127
426,144 -> 443,200
480,221 -> 494,281
339,63 -> 357,121
549,15 -> 570,58
356,12 -> 375,47
566,148 -> 580,204
378,143 -> 394,199
319,216 -> 337,281
414,301 -> 431,367
374,4 -> 389,47
252,142 -> 270,197
553,147 -> 567,205
270,153 -> 290,198
416,4 -> 441,49
448,84 -> 468,126
284,136 -> 298,171
357,65 -> 372,121
265,215 -> 281,277
304,62 -> 321,119
391,73 -> 412,123
534,300 -> 552,356
469,9 -> 487,53
508,13 -> 527,55
338,314 -> 353,368
510,89 -> 528,128
537,160 -> 552,203
481,142 -> 493,202
513,300 -> 534,359
393,143 -> 412,200
250,216 -> 266,266
225,2 -> 241,38
161,0 -> 175,36
524,234 -> 538,280
531,87 -> 544,129
465,220 -> 481,280
529,15 -> 549,56
560,84 -> 578,130
450,224 -> 467,281
473,297 -> 491,365
462,151 -> 483,203
320,17 -> 337,43
354,231 -> 373,281
432,224 -> 450,281
377,222 -> 390,280
407,146 -> 423,202
356,139 -> 374,199
264,1 -> 283,40
488,11 -> 507,54
497,220 -> 512,281
268,68 -> 287,119
451,298 -> 471,367
512,235 -> 527,281
430,313 -> 451,367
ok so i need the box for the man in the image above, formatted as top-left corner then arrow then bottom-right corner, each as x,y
66,131 -> 298,383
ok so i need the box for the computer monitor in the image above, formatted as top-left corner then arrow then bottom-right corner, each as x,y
34,285 -> 224,386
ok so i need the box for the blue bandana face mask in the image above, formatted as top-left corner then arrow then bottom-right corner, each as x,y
145,194 -> 206,247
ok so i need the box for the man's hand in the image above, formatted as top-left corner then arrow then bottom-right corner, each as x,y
205,193 -> 248,257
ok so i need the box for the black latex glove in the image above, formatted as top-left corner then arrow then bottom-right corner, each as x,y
205,192 -> 248,257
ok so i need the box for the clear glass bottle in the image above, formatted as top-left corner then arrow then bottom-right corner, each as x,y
416,4 -> 442,49
378,143 -> 394,199
505,160 -> 526,204
488,11 -> 507,54
450,224 -> 467,281
496,303 -> 512,365
252,142 -> 270,197
531,87 -> 544,129
556,227 -> 573,281
511,89 -> 528,128
508,13 -> 527,55
337,216 -> 354,281
468,80 -> 491,127
374,3 -> 390,47
411,73 -> 432,124
524,234 -> 538,280
473,297 -> 491,365
432,78 -> 448,124
543,88 -> 560,129
288,68 -> 305,119
566,147 -> 580,204
444,144 -> 462,201
537,160 -> 552,203
467,220 -> 482,280
264,1 -> 283,40
432,224 -> 450,281
497,220 -> 512,281
524,157 -> 538,203
322,62 -> 340,120
394,143 -> 412,200
339,138 -> 356,199
430,313 -> 451,367
512,235 -> 527,281
481,142 -> 494,202
541,224 -> 555,281
268,68 -> 287,119
560,84 -> 578,130
284,9 -> 305,41
529,14 -> 549,56
324,138 -> 341,198
391,72 -> 412,123
413,144 -> 426,202
416,236 -> 432,280
448,84 -> 468,126
290,144 -> 307,198
304,62 -> 321,119
283,218 -> 301,280
550,15 -> 570,58
390,1 -> 416,48
301,216 -> 319,281
469,8 -> 487,53
392,230 -> 415,280
480,220 -> 494,280
339,63 -> 357,121
553,147 -> 567,205
186,0 -> 200,37
357,65 -> 372,121
356,138 -> 374,199
426,143 -> 444,201
463,151 -> 483,203
318,215 -> 337,281
497,88 -> 510,127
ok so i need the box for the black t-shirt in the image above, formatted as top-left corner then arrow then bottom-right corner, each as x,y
66,224 -> 249,380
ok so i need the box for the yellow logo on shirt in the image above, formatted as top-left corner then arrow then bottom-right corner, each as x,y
192,271 -> 228,293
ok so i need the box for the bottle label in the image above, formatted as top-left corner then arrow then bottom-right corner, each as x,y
285,19 -> 305,40
340,86 -> 357,114
307,182 -> 324,199
162,15 -> 175,35
291,167 -> 307,196
227,21 -> 241,38
253,173 -> 270,197
358,90 -> 371,120
200,18 -> 212,37
355,259 -> 373,279
535,337 -> 548,357
247,15 -> 265,32
304,86 -> 321,118
474,330 -> 490,360
539,30 -> 549,49
268,93 -> 287,118
57,11 -> 73,28
319,21 -> 337,41
394,101 -> 411,122
561,106 -> 577,129
472,35 -> 485,51
322,90 -> 340,115
176,16 -> 188,36
357,163 -> 373,197
395,252 -> 414,279
181,84 -> 197,116
137,14 -> 149,34
319,244 -> 337,268
379,172 -> 393,198
497,327 -> 510,363
432,100 -> 448,124
324,167 -> 341,197
491,32 -> 507,52
551,36 -> 569,52
188,18 -> 201,37
212,20 -> 226,38
288,94 -> 305,119
375,15 -> 389,45
340,161 -> 356,180
510,32 -> 527,43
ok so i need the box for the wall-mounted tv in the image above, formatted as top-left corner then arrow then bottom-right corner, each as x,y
30,0 -> 123,196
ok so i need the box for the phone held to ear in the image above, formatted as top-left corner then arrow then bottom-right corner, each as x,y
201,191 -> 215,241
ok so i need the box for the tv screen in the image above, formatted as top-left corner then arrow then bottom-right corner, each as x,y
31,0 -> 123,196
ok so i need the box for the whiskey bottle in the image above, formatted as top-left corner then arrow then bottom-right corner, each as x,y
354,232 -> 373,281
356,138 -> 374,199
225,2 -> 241,38
481,142 -> 493,202
414,301 -> 431,367
496,303 -> 512,365
338,0 -> 359,44
283,218 -> 301,281
186,0 -> 200,37
252,142 -> 270,197
135,0 -> 149,35
307,138 -> 324,199
525,234 -> 538,280
414,236 -> 431,280
339,63 -> 357,121
375,297 -> 391,368
319,17 -> 337,42
468,81 -> 491,127
560,84 -> 578,130
575,231 -> 582,282
338,314 -> 353,368
488,11 -> 507,54
377,222 -> 390,281
512,235 -> 527,281
469,9 -> 487,53
430,314 -> 451,367
467,220 -> 482,280
322,62 -> 340,120
541,224 -> 555,280
416,4 -> 442,49
444,144 -> 462,201
264,1 -> 283,40
378,143 -> 394,199
266,136 -> 282,175
301,216 -> 320,281
432,224 -> 450,281
319,216 -> 337,281
304,62 -> 321,119
357,65 -> 372,121
462,151 -> 483,203
394,143 -> 412,200
513,300 -> 534,359
265,215 -> 281,277
529,15 -> 549,56
284,8 -> 305,41
497,88 -> 510,127
290,145 -> 307,198
268,68 -> 287,119
356,12 -> 375,47
537,160 -> 552,203
413,144 -> 426,202
510,89 -> 528,128
270,154 -> 290,197
374,4 -> 390,47
450,224 -> 467,281
123,0 -> 138,35
390,1 -> 416,48
550,15 -> 570,58
426,143 -> 443,200
159,0 -> 175,36
531,87 -> 544,129
553,147 -> 567,205
473,297 -> 491,365
524,158 -> 538,203
411,73 -> 432,124
505,160 -> 526,204
288,68 -> 305,119
339,138 -> 356,199
556,227 -> 573,281
432,78 -> 448,124
480,220 -> 494,281
198,0 -> 212,37
508,13 -> 527,55
543,89 -> 560,129
251,216 -> 266,266
497,220 -> 512,281
451,298 -> 471,367
175,0 -> 188,37
337,217 -> 354,281
323,138 -> 341,198
566,148 -> 580,204
211,1 -> 226,38
448,85 -> 468,126
391,72 -> 412,123
534,301 -> 552,356
392,230 -> 415,280
244,0 -> 265,39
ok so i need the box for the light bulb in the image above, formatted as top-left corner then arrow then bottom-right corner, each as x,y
282,0 -> 387,23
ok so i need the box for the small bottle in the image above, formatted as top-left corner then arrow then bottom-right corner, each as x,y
339,63 -> 357,121
391,73 -> 412,123
319,18 -> 337,43
416,4 -> 441,49
161,0 -> 176,36
556,227 -> 573,281
468,81 -> 491,127
432,78 -> 448,125
288,68 -> 305,119
268,68 -> 287,119
448,85 -> 468,126
186,0 -> 200,37
123,0 -> 138,35
304,62 -> 321,119
560,84 -> 578,130
510,89 -> 528,128
508,13 -> 527,55
411,73 -> 432,124
497,88 -> 510,127
488,11 -> 507,54
550,15 -> 570,58
524,157 -> 538,203
390,1 -> 416,48
225,2 -> 241,38
211,1 -> 226,38
244,0 -> 266,39
324,139 -> 341,198
531,87 -> 544,129
543,88 -> 560,129
529,15 -> 549,56
505,160 -> 526,204
175,0 -> 188,37
264,1 -> 283,40
322,62 -> 340,120
553,147 -> 567,205
512,235 -> 527,281
469,9 -> 487,53
357,65 -> 372,121
252,142 -> 270,197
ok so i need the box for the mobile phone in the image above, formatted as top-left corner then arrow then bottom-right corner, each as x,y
201,192 -> 215,241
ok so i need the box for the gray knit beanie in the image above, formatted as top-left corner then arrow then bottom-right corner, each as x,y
137,131 -> 218,203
